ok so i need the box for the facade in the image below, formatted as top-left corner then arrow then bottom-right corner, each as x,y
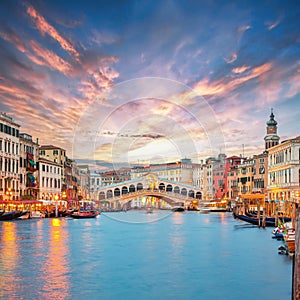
64,158 -> 78,200
253,152 -> 268,195
212,154 -> 226,199
100,168 -> 131,186
131,159 -> 197,186
39,144 -> 67,182
90,172 -> 102,201
77,165 -> 90,200
38,157 -> 62,200
238,157 -> 255,195
267,136 -> 300,203
19,133 -> 39,199
226,156 -> 243,201
0,113 -> 20,200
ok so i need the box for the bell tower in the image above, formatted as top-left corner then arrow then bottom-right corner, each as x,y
264,108 -> 280,150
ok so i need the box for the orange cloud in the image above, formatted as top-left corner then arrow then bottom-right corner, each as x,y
26,5 -> 79,59
27,40 -> 72,75
194,62 -> 272,97
232,65 -> 249,74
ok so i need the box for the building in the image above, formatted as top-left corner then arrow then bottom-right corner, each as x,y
77,165 -> 90,200
39,144 -> 67,180
267,136 -> 300,205
38,158 -> 62,200
131,159 -> 197,186
226,156 -> 243,201
212,154 -> 226,199
0,113 -> 20,200
19,133 -> 39,200
90,172 -> 102,201
252,152 -> 268,195
100,168 -> 131,186
238,157 -> 255,195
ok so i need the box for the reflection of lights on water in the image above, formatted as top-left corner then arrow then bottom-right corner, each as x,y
203,217 -> 210,223
0,222 -> 18,295
38,219 -> 70,299
51,218 -> 61,227
172,212 -> 184,225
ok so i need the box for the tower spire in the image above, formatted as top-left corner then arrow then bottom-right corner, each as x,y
264,109 -> 279,150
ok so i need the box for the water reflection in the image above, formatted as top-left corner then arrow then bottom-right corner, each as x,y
38,219 -> 71,299
0,222 -> 18,297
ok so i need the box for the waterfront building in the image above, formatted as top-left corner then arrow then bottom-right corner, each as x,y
0,113 -> 20,200
212,154 -> 226,199
226,156 -> 243,201
238,157 -> 255,195
267,136 -> 300,205
77,165 -> 90,200
100,168 -> 131,186
64,158 -> 79,200
90,172 -> 102,201
131,158 -> 198,186
38,157 -> 62,200
19,133 -> 39,200
39,144 -> 67,185
253,152 -> 268,195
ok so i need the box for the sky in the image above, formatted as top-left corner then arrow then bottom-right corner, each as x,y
0,0 -> 299,169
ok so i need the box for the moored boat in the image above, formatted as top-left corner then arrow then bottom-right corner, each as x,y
0,211 -> 15,221
71,210 -> 99,219
172,206 -> 185,212
283,228 -> 295,254
233,212 -> 276,227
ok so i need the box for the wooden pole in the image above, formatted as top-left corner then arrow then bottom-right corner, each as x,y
257,199 -> 261,227
292,205 -> 300,300
262,208 -> 266,228
275,206 -> 279,227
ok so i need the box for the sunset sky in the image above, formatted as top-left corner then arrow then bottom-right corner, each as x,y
0,1 -> 299,168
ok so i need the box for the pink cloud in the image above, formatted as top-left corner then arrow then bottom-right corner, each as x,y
26,5 -> 79,59
232,65 -> 250,74
0,30 -> 26,53
194,62 -> 272,97
27,40 -> 72,75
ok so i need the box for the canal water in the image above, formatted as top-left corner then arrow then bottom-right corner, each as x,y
0,211 -> 292,299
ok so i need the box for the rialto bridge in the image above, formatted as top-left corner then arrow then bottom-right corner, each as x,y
97,173 -> 203,209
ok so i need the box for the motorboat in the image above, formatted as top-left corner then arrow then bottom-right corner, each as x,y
71,210 -> 99,219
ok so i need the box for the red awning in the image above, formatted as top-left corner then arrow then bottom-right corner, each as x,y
0,200 -> 43,205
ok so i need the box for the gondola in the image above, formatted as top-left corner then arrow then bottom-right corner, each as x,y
233,212 -> 276,227
0,211 -> 16,221
245,211 -> 291,223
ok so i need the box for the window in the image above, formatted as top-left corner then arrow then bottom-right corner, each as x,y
40,150 -> 45,155
53,150 -> 59,155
